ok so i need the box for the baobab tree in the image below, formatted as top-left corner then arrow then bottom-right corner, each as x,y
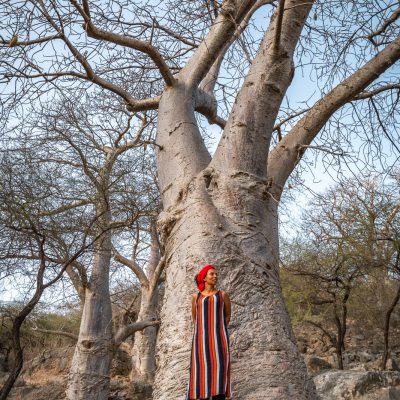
1,0 -> 400,399
0,91 -> 162,397
113,220 -> 164,383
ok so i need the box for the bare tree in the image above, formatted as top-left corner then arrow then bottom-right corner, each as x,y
1,0 -> 400,398
0,151 -> 99,399
113,220 -> 165,383
381,241 -> 400,370
0,90 -> 162,397
284,243 -> 363,370
282,176 -> 400,370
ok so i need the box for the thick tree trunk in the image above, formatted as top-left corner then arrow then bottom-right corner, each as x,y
381,281 -> 400,370
66,198 -> 113,400
0,247 -> 47,400
153,172 -> 316,399
0,316 -> 29,400
130,286 -> 159,382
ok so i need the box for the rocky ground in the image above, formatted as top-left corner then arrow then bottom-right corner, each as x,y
1,321 -> 400,399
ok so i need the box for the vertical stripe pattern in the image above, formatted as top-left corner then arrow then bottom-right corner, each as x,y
187,290 -> 232,399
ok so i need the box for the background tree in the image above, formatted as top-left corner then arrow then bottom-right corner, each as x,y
282,235 -> 367,369
113,220 -> 165,383
0,148 -> 98,399
0,90 -> 163,397
282,175 -> 400,370
1,0 -> 400,398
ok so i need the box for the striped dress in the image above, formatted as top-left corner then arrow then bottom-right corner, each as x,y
187,289 -> 231,399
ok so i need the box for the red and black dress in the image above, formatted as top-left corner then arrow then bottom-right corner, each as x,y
187,290 -> 231,399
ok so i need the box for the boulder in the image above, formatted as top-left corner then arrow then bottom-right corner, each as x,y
387,358 -> 400,372
314,370 -> 400,399
305,355 -> 333,375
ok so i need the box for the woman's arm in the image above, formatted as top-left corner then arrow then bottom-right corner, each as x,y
191,294 -> 197,325
221,291 -> 231,326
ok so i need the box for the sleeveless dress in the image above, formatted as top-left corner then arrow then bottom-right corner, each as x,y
186,290 -> 232,399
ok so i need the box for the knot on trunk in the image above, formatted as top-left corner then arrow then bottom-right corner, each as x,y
157,211 -> 179,243
202,167 -> 219,190
79,338 -> 112,355
229,170 -> 271,198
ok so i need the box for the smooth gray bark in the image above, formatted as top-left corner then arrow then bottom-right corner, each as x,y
130,286 -> 160,382
153,1 -> 318,398
113,222 -> 164,383
152,1 -> 400,398
66,193 -> 114,400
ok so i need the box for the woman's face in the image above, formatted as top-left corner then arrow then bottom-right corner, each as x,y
204,268 -> 218,285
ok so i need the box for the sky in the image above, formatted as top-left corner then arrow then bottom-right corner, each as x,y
1,0 -> 399,305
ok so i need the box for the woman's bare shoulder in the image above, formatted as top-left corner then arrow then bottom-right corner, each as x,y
220,290 -> 230,298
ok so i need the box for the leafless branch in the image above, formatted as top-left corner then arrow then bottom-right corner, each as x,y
367,6 -> 400,46
70,0 -> 175,86
273,0 -> 286,53
31,326 -> 78,341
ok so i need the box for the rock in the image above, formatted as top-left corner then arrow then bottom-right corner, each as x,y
7,378 -> 66,400
305,355 -> 333,375
314,370 -> 400,400
387,358 -> 400,371
111,347 -> 131,377
359,351 -> 374,363
355,335 -> 366,341
297,342 -> 307,354
109,378 -> 152,400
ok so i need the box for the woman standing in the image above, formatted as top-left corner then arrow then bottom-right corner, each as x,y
186,265 -> 232,400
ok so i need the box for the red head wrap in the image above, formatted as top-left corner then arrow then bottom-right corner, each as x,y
195,265 -> 216,292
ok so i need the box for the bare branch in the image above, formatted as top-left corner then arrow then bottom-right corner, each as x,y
148,255 -> 166,297
113,320 -> 159,349
0,34 -> 62,47
31,326 -> 78,341
28,1 -> 160,112
70,0 -> 175,86
199,0 -> 271,96
367,6 -> 400,46
268,35 -> 400,199
353,83 -> 400,100
112,246 -> 149,288
181,0 -> 260,87
38,199 -> 93,217
273,0 -> 286,53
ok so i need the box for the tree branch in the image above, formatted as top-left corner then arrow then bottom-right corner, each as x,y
32,0 -> 160,112
0,34 -> 62,47
113,320 -> 160,349
38,199 -> 93,217
149,255 -> 166,297
353,83 -> 400,100
180,0 -> 260,88
112,246 -> 149,288
31,326 -> 78,341
273,0 -> 286,53
212,0 -> 313,175
367,6 -> 400,46
70,0 -> 175,86
199,0 -> 271,96
267,35 -> 400,199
